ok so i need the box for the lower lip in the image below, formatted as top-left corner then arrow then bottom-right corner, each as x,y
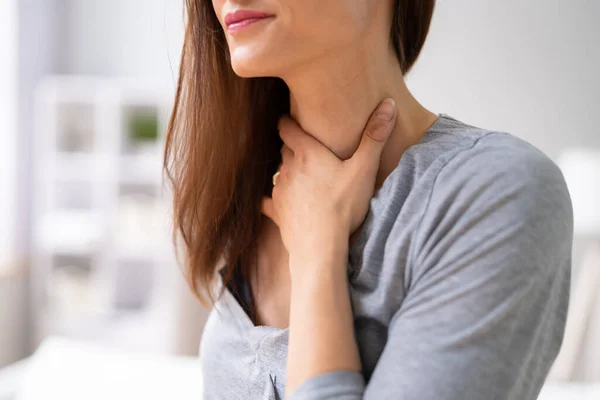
227,17 -> 273,33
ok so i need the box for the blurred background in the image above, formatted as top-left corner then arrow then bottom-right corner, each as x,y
0,0 -> 599,399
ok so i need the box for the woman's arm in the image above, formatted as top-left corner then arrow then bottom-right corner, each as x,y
260,99 -> 398,395
286,242 -> 358,395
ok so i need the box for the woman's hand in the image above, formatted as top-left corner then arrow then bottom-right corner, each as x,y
262,99 -> 397,395
261,98 -> 397,261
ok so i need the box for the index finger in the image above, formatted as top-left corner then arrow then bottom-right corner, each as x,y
278,116 -> 322,156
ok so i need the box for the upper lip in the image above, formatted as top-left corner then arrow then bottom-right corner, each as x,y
224,9 -> 274,27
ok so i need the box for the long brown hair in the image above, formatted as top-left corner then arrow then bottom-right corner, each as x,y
164,0 -> 435,302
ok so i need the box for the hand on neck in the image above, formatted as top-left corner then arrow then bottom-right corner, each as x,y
282,43 -> 437,189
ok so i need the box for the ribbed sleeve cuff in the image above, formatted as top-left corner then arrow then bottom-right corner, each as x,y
287,371 -> 365,400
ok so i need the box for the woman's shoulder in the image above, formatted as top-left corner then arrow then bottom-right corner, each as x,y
395,114 -> 573,274
409,115 -> 553,170
377,115 -> 571,217
399,114 -> 570,204
363,114 -> 573,276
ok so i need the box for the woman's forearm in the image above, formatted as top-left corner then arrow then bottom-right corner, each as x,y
286,241 -> 361,396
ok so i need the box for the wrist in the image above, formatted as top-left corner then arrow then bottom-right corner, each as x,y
289,222 -> 348,255
288,240 -> 349,283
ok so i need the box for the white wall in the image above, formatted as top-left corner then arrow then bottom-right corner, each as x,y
0,0 -> 27,368
0,0 -> 18,270
407,0 -> 600,159
17,0 -> 66,260
65,0 -> 184,84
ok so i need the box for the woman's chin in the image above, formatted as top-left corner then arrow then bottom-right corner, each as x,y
229,50 -> 283,78
231,63 -> 261,78
230,60 -> 268,78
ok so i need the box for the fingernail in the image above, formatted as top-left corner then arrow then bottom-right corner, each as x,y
377,98 -> 396,122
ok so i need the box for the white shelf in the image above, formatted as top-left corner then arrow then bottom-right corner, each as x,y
32,76 -> 178,354
36,211 -> 106,255
52,151 -> 163,185
54,152 -> 97,182
115,247 -> 161,264
119,153 -> 163,185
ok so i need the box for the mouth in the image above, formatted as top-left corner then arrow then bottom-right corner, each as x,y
224,10 -> 275,33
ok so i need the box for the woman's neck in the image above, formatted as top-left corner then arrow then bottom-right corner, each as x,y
282,45 -> 437,189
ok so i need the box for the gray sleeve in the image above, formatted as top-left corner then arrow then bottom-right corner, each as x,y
289,137 -> 573,400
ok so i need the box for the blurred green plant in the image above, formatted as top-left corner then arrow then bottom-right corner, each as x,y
129,111 -> 159,143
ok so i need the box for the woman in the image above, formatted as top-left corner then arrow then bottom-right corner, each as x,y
164,0 -> 573,399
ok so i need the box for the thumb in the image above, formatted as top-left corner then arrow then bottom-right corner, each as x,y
351,98 -> 396,170
260,196 -> 279,226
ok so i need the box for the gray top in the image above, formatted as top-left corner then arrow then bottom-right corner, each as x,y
200,115 -> 573,400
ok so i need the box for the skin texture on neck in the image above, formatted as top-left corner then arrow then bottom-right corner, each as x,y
283,40 -> 438,190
